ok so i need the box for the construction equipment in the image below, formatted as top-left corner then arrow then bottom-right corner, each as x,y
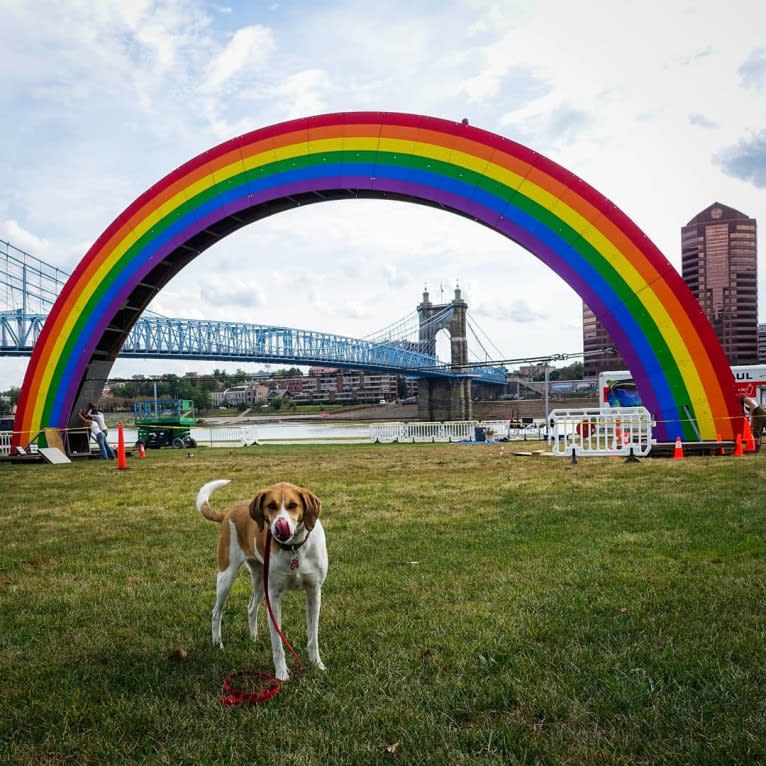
133,399 -> 197,449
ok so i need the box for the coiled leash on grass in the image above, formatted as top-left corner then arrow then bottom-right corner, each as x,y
220,530 -> 303,706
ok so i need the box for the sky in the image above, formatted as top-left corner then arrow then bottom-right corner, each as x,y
1,0 -> 765,391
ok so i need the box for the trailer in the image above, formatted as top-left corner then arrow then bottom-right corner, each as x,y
133,399 -> 197,449
598,366 -> 766,408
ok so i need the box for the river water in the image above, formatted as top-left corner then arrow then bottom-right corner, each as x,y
119,416 -> 543,448
120,420 -> 372,447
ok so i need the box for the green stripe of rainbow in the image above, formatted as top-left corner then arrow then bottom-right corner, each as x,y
15,112 -> 741,442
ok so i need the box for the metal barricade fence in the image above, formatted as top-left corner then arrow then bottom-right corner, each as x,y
550,407 -> 654,458
191,426 -> 256,447
369,420 -> 541,444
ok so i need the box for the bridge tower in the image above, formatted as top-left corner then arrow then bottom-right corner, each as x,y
417,286 -> 472,421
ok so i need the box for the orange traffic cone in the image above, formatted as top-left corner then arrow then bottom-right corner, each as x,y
673,436 -> 684,460
733,434 -> 744,457
715,433 -> 725,456
117,422 -> 128,470
138,442 -> 146,458
743,418 -> 756,452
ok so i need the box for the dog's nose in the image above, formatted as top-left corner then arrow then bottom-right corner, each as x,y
274,518 -> 291,541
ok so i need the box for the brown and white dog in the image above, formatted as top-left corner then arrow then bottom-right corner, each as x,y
195,479 -> 327,680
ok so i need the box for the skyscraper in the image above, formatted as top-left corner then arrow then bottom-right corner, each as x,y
681,202 -> 758,365
582,304 -> 625,378
582,201 -> 758,376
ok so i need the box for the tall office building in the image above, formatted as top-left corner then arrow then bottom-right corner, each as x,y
583,201 -> 758,375
582,304 -> 626,378
681,202 -> 758,365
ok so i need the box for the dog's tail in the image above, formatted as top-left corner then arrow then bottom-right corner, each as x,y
196,479 -> 231,523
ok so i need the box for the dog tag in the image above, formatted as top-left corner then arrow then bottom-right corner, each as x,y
290,556 -> 299,570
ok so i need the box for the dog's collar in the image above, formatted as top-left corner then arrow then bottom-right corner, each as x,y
273,529 -> 311,552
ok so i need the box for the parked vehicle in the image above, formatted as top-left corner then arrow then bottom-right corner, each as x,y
598,365 -> 766,408
133,399 -> 197,449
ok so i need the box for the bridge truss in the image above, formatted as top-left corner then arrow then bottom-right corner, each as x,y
0,240 -> 507,384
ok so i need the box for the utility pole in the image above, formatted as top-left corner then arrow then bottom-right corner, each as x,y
544,361 -> 551,441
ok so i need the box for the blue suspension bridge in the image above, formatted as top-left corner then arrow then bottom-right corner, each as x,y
0,239 -> 507,384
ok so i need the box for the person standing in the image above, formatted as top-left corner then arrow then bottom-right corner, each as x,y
87,403 -> 108,437
78,409 -> 113,460
87,403 -> 115,459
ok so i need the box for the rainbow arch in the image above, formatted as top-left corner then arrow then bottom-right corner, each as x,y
15,111 -> 741,443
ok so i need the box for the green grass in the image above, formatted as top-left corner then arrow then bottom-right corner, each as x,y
1,444 -> 765,765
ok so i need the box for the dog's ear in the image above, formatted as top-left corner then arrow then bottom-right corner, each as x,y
300,488 -> 322,531
249,492 -> 267,531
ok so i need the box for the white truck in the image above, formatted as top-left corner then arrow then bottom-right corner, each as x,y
598,365 -> 766,409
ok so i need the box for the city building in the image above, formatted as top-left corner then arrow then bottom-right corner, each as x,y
582,304 -> 626,379
583,201 -> 759,375
681,202 -> 758,366
296,368 -> 403,403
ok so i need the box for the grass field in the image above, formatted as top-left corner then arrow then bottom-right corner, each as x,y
1,443 -> 764,765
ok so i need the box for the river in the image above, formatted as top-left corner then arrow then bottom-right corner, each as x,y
121,420 -> 372,447
119,416 -> 541,448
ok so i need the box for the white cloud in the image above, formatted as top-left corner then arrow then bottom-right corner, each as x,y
0,221 -> 50,259
203,24 -> 276,92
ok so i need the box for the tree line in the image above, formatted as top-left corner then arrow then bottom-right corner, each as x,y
0,367 -> 306,414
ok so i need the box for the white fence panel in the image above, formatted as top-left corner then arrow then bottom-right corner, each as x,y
369,423 -> 409,443
189,426 -> 254,447
550,407 -> 654,458
368,420 -> 540,444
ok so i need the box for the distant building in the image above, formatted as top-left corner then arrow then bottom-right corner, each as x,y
582,201 -> 759,374
582,304 -> 627,379
518,364 -> 546,379
681,202 -> 758,365
297,368 -> 401,403
219,381 -> 268,407
223,386 -> 249,406
209,390 -> 226,407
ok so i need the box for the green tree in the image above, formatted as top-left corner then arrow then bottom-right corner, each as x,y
1,386 -> 21,408
273,367 -> 303,378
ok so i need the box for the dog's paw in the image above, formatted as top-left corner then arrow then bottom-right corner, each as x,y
275,666 -> 290,682
308,647 -> 325,670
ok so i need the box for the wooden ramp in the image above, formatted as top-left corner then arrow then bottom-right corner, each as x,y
39,447 -> 72,464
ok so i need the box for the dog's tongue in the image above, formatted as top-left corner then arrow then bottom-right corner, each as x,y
274,519 -> 291,541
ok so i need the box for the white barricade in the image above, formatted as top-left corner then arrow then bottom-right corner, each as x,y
0,429 -> 40,456
369,420 -> 535,444
192,426 -> 254,447
370,421 -> 467,443
550,407 -> 654,458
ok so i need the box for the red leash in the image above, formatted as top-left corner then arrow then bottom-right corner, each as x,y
220,530 -> 303,706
